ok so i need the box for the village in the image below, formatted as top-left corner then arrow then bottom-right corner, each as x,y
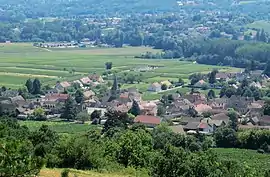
0,66 -> 270,136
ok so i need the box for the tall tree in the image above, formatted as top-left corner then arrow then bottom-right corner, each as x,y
129,100 -> 141,116
227,109 -> 238,131
25,79 -> 33,94
207,89 -> 216,99
264,60 -> 270,77
75,90 -> 84,104
61,97 -> 78,121
32,78 -> 41,94
208,69 -> 218,84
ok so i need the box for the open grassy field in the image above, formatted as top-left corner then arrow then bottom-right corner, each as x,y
39,168 -> 142,177
0,43 -> 240,99
246,20 -> 270,33
212,148 -> 270,172
19,120 -> 98,134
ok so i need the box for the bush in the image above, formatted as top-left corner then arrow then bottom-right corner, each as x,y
61,169 -> 69,177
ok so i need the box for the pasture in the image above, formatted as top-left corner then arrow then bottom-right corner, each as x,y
0,43 -> 239,100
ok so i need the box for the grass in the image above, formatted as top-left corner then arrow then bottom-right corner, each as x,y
0,43 -> 238,100
212,148 -> 270,172
246,20 -> 270,33
39,168 -> 138,177
19,120 -> 98,134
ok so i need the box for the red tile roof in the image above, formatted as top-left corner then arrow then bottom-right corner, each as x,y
134,115 -> 161,125
45,94 -> 69,102
198,122 -> 208,129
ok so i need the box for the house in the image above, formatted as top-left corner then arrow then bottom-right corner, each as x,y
139,101 -> 158,116
0,99 -> 16,115
194,80 -> 207,88
83,90 -> 95,100
118,92 -> 132,104
194,103 -> 212,115
211,113 -> 230,124
184,92 -> 206,104
55,81 -> 71,92
250,116 -> 260,125
160,80 -> 172,88
216,72 -> 231,81
44,94 -> 69,103
169,125 -> 185,134
80,77 -> 91,85
88,74 -> 104,83
148,82 -> 161,92
225,95 -> 253,114
86,107 -> 107,117
201,118 -> 225,128
250,81 -> 262,89
183,121 -> 200,131
198,122 -> 214,133
134,115 -> 161,128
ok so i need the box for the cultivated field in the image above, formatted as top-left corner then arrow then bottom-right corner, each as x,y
0,43 -> 240,99
246,20 -> 270,33
212,148 -> 270,172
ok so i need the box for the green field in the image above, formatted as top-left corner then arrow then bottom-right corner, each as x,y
19,120 -> 97,134
246,20 -> 270,33
213,148 -> 270,172
0,43 -> 239,100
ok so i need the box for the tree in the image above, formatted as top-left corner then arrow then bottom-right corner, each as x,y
264,60 -> 270,77
227,109 -> 238,131
75,90 -> 84,104
128,100 -> 141,116
25,79 -> 33,93
105,62 -> 112,70
33,107 -> 46,120
161,84 -> 168,90
0,139 -> 43,176
61,97 -> 78,121
263,100 -> 270,116
207,89 -> 216,99
91,110 -> 102,120
178,78 -> 185,86
242,87 -> 253,97
157,105 -> 166,116
214,127 -> 237,148
1,86 -> 7,92
76,111 -> 89,124
208,69 -> 218,84
32,78 -> 41,94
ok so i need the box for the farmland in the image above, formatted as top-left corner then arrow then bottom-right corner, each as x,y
0,43 -> 240,99
212,148 -> 270,173
246,20 -> 270,33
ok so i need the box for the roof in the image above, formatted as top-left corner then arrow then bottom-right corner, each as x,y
151,82 -> 161,88
44,94 -> 69,102
195,80 -> 206,85
10,95 -> 25,102
169,125 -> 185,134
88,74 -> 103,82
134,115 -> 161,125
80,77 -> 91,84
195,103 -> 212,113
211,113 -> 229,122
184,121 -> 200,130
59,81 -> 71,88
260,115 -> 270,123
216,72 -> 231,79
248,103 -> 263,109
198,122 -> 208,129
83,90 -> 95,98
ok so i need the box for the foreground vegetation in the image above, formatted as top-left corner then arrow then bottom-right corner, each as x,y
2,114 -> 270,177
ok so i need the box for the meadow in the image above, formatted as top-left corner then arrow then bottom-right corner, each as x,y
246,20 -> 270,33
0,43 -> 239,100
19,120 -> 98,134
